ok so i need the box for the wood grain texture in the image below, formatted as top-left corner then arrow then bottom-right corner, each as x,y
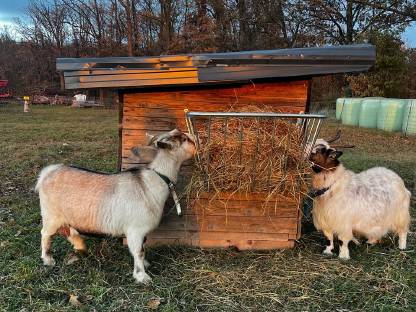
68,70 -> 198,83
153,212 -> 298,234
124,235 -> 295,250
121,80 -> 309,165
146,237 -> 295,250
119,80 -> 307,249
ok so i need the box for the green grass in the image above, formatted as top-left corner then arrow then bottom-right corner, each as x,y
0,103 -> 415,311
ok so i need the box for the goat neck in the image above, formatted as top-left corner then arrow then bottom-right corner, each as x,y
148,149 -> 182,184
312,163 -> 348,190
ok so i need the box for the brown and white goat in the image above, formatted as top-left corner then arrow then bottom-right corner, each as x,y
309,138 -> 411,260
35,129 -> 196,283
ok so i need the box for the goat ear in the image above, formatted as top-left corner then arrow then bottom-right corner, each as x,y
130,146 -> 158,162
184,132 -> 196,143
146,133 -> 156,144
171,128 -> 182,134
329,150 -> 343,159
156,141 -> 172,149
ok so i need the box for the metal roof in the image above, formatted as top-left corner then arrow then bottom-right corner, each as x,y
57,44 -> 375,89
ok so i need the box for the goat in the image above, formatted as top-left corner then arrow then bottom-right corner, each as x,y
309,137 -> 411,260
35,129 -> 196,283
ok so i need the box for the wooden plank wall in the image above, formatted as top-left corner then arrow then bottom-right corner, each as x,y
120,79 -> 309,249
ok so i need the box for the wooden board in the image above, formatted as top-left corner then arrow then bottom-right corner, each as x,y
66,77 -> 200,89
120,79 -> 309,168
66,69 -> 198,83
146,237 -> 295,250
64,67 -> 196,77
119,79 -> 309,249
124,235 -> 294,250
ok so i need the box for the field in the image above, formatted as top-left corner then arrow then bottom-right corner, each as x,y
0,103 -> 415,311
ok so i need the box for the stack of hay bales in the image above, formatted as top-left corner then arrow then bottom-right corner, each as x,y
336,97 -> 415,134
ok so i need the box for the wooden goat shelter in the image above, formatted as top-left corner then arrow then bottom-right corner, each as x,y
57,44 -> 375,250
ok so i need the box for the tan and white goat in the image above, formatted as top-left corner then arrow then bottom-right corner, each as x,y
309,138 -> 411,260
36,129 -> 196,283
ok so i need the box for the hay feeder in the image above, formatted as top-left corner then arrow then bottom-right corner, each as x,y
165,110 -> 325,250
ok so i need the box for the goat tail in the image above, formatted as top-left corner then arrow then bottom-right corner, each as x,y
35,164 -> 63,193
406,188 -> 412,202
401,188 -> 411,228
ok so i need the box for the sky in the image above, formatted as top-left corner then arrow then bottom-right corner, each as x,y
0,0 -> 27,28
0,0 -> 415,47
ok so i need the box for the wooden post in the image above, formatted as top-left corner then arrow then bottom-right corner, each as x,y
59,72 -> 65,92
117,91 -> 123,172
305,79 -> 312,113
99,88 -> 105,106
112,89 -> 119,108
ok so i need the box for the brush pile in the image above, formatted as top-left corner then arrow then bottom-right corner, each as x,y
186,106 -> 312,203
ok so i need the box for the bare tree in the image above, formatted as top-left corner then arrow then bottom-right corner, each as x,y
26,0 -> 68,53
306,0 -> 415,44
4,0 -> 415,96
118,0 -> 138,56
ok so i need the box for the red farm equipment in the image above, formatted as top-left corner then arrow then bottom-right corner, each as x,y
0,80 -> 12,103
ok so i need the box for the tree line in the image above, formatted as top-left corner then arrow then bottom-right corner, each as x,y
0,0 -> 415,97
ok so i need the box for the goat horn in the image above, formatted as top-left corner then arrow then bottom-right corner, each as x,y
331,144 -> 355,149
327,130 -> 341,143
148,132 -> 171,146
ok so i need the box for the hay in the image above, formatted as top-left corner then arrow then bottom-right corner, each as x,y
186,105 -> 312,206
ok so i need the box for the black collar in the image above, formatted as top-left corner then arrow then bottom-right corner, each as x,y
152,169 -> 175,189
309,186 -> 330,198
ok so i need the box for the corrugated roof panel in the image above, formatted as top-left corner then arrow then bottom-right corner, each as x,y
198,64 -> 373,82
57,44 -> 376,89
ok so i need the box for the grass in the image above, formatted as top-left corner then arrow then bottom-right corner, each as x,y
0,103 -> 415,311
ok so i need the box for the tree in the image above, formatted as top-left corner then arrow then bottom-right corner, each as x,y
408,48 -> 416,97
306,0 -> 415,44
2,0 -> 415,96
118,0 -> 139,56
346,32 -> 409,97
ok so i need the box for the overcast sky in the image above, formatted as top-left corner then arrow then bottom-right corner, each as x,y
1,0 -> 415,47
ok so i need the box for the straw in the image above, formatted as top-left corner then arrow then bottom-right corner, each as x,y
185,105 -> 311,214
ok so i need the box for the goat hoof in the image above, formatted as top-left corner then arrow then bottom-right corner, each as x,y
134,272 -> 152,284
144,259 -> 151,269
43,257 -> 56,266
66,250 -> 87,265
322,249 -> 333,256
338,254 -> 350,260
66,254 -> 80,265
67,256 -> 79,265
